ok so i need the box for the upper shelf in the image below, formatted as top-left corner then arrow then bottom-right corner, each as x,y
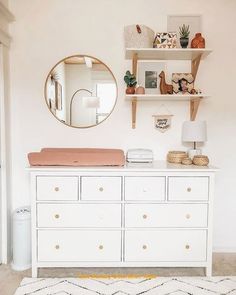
125,48 -> 213,61
125,94 -> 210,101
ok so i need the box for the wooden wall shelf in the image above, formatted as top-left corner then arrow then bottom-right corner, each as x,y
125,47 -> 212,128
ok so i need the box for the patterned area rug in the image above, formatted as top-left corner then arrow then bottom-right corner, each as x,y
14,277 -> 236,295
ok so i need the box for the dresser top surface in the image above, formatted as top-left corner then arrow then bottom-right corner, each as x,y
27,161 -> 218,172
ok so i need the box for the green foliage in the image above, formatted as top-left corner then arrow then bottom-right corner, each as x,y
179,24 -> 190,38
124,70 -> 137,87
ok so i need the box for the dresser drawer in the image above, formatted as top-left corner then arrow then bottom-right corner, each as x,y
125,204 -> 208,228
125,177 -> 165,201
37,204 -> 121,228
38,230 -> 121,262
81,177 -> 122,200
125,230 -> 207,262
37,177 -> 78,201
168,177 -> 209,201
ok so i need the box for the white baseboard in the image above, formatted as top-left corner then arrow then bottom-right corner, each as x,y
213,247 -> 236,253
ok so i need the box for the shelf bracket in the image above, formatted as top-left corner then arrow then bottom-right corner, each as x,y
191,54 -> 202,80
132,97 -> 137,129
190,98 -> 201,121
131,53 -> 138,128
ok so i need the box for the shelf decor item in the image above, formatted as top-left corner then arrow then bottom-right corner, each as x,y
167,151 -> 187,164
137,61 -> 166,94
179,24 -> 190,48
172,73 -> 194,95
192,155 -> 209,166
191,33 -> 205,48
153,32 -> 177,48
135,86 -> 145,94
153,114 -> 173,133
182,120 -> 207,159
159,71 -> 173,94
124,71 -> 137,94
124,24 -> 155,48
181,158 -> 193,165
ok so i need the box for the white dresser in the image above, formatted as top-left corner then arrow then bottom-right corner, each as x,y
29,161 -> 217,277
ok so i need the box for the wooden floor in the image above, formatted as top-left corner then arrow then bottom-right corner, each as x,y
0,253 -> 236,295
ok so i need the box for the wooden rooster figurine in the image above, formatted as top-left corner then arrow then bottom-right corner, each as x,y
159,71 -> 173,94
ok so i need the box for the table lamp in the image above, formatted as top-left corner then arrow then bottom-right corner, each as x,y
182,120 -> 207,159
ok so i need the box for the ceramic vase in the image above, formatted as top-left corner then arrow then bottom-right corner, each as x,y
191,33 -> 205,48
135,86 -> 145,94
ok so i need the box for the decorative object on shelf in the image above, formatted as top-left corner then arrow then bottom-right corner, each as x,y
135,86 -> 145,94
152,104 -> 173,133
179,24 -> 190,48
181,158 -> 193,165
167,15 -> 202,48
124,24 -> 155,48
137,61 -> 166,94
172,73 -> 194,94
192,155 -> 209,166
124,70 -> 137,94
167,151 -> 187,164
191,33 -> 205,48
153,32 -> 177,48
182,120 -> 207,159
126,149 -> 153,163
159,71 -> 173,94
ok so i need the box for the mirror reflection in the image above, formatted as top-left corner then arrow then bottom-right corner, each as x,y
45,55 -> 117,128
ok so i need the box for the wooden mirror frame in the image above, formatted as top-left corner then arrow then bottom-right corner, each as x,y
44,54 -> 118,129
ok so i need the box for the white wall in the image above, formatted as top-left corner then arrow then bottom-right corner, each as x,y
8,0 -> 236,252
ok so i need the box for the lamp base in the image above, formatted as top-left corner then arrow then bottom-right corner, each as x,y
188,149 -> 202,160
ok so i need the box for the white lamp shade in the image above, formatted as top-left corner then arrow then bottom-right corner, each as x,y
83,96 -> 100,108
182,120 -> 207,142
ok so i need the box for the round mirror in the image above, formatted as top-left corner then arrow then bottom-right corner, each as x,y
45,55 -> 117,128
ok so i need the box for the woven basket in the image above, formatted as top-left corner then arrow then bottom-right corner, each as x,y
167,151 -> 187,164
181,158 -> 193,165
124,24 -> 155,48
193,155 -> 209,166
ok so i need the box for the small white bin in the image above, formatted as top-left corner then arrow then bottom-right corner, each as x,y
11,207 -> 31,271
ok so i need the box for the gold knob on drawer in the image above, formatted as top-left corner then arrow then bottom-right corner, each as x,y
143,214 -> 148,219
186,214 -> 191,219
185,244 -> 190,250
55,245 -> 60,250
142,245 -> 147,250
187,187 -> 192,192
99,187 -> 104,192
54,214 -> 60,219
99,245 -> 104,250
54,187 -> 60,192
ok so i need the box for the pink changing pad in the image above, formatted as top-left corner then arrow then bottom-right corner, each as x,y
28,148 -> 125,167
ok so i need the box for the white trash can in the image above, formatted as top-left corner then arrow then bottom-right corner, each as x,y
11,206 -> 31,271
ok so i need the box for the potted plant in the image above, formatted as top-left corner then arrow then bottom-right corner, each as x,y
124,70 -> 137,94
179,24 -> 190,48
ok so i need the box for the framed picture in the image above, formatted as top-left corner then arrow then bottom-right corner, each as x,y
55,81 -> 62,110
167,15 -> 202,48
137,60 -> 166,94
172,73 -> 194,94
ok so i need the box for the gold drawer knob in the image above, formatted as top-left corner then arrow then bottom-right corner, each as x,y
142,245 -> 147,250
54,187 -> 60,192
185,244 -> 190,250
186,214 -> 191,219
143,214 -> 148,219
54,214 -> 60,219
187,187 -> 192,192
99,187 -> 104,192
99,245 -> 104,250
55,245 -> 60,250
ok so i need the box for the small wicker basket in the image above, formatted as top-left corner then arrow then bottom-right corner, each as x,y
181,158 -> 193,165
124,24 -> 155,48
193,155 -> 209,166
167,151 -> 187,164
